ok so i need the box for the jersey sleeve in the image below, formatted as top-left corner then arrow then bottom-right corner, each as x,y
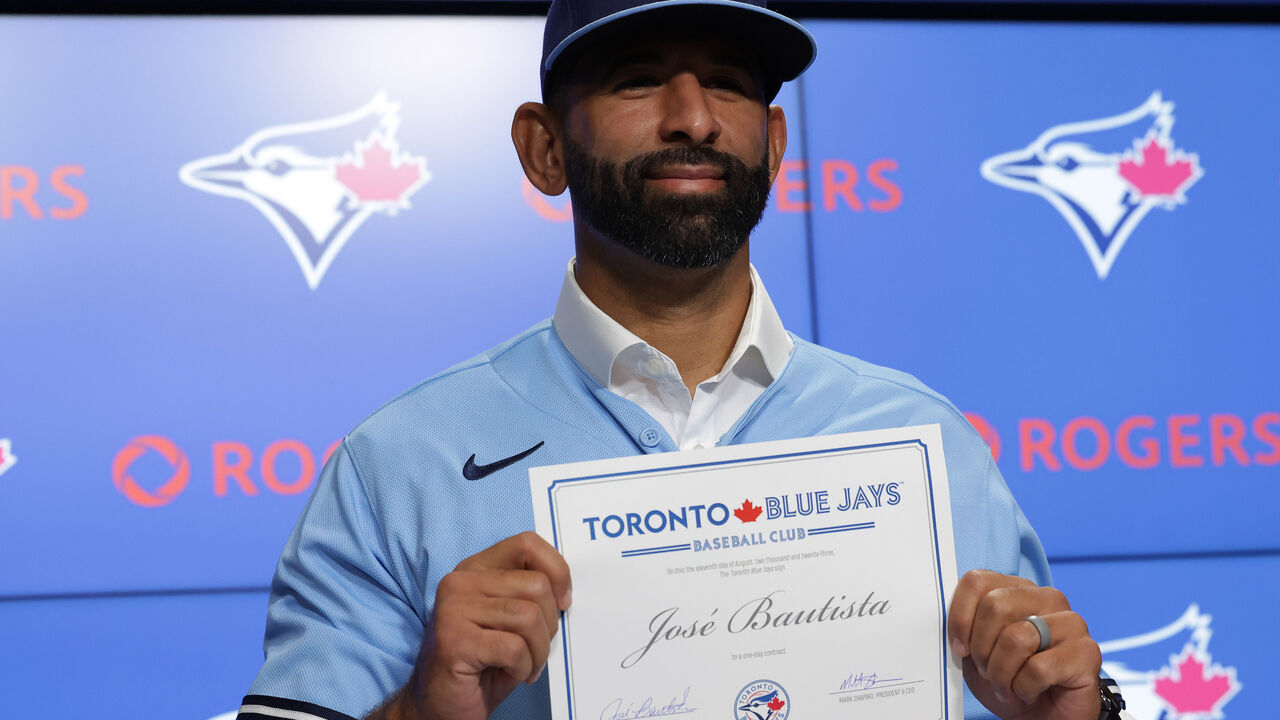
238,439 -> 422,720
960,455 -> 1054,720
985,453 -> 1052,587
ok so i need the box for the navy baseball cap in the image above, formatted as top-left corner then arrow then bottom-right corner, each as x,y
540,0 -> 817,102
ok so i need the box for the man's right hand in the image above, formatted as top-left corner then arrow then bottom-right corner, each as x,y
379,531 -> 573,720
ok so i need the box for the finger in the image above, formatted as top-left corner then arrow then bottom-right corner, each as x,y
443,594 -> 553,684
460,532 -> 574,610
969,585 -> 1069,678
948,570 -> 1036,658
477,596 -> 554,683
477,627 -> 538,685
452,568 -> 561,638
986,611 -> 1089,704
430,601 -> 538,685
1010,636 -> 1102,707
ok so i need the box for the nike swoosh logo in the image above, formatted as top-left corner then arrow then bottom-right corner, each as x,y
463,441 -> 545,481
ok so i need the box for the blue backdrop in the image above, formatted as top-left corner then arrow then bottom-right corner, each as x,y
0,15 -> 1273,720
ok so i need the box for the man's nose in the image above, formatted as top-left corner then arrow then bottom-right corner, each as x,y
658,72 -> 721,147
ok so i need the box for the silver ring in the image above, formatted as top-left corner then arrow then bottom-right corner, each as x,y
1024,615 -> 1051,653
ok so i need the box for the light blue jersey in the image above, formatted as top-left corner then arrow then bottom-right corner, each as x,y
241,320 -> 1049,720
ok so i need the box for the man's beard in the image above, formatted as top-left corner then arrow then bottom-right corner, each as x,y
562,138 -> 772,269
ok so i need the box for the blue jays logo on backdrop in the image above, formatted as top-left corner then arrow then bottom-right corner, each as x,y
1099,604 -> 1240,720
180,93 -> 430,289
0,438 -> 16,478
981,92 -> 1203,279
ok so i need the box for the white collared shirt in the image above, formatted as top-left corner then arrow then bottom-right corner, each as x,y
553,260 -> 794,451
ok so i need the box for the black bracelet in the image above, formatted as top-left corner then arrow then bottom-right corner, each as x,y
1098,678 -> 1126,720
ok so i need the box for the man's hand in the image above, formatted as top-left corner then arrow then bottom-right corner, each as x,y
948,570 -> 1102,720
378,532 -> 572,720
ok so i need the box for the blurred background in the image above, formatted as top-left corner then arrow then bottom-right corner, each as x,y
0,2 -> 1276,717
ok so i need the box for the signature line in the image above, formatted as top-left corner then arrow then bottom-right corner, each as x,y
829,679 -> 925,695
620,543 -> 692,558
808,521 -> 876,536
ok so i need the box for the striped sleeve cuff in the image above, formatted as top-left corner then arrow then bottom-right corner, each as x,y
237,695 -> 360,720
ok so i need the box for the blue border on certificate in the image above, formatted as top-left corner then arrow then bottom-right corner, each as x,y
543,437 -> 950,720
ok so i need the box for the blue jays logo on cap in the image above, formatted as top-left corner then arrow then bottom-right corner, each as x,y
540,0 -> 817,100
981,92 -> 1203,280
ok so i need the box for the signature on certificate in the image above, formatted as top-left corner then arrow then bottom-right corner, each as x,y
839,672 -> 903,692
600,686 -> 697,720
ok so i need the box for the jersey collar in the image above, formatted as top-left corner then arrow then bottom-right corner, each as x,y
552,258 -> 793,391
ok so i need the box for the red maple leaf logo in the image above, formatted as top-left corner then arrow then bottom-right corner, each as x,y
1153,648 -> 1239,715
1118,134 -> 1201,201
335,133 -> 429,208
767,697 -> 785,712
733,499 -> 763,523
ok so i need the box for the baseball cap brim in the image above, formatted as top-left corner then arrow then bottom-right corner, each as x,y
541,0 -> 816,102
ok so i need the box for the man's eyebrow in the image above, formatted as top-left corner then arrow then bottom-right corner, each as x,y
586,46 -> 760,85
595,51 -> 663,80
707,49 -> 758,74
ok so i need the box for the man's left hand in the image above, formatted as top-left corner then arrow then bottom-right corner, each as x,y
948,570 -> 1103,720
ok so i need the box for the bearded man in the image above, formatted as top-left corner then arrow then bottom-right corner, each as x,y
237,2 -> 1123,720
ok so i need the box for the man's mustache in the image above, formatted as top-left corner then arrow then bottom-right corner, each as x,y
624,147 -> 749,183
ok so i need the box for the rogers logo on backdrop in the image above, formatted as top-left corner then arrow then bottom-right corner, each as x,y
1,165 -> 88,220
112,436 -> 190,507
111,435 -> 340,507
964,411 -> 1280,473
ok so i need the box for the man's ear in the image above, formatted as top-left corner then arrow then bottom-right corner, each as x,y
766,104 -> 788,185
512,101 -> 568,196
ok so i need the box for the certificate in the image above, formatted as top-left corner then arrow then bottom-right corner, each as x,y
529,425 -> 962,720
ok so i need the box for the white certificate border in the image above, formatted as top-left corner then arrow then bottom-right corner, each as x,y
541,437 -> 953,720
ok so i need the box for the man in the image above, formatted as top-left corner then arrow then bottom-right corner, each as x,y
237,2 -> 1121,720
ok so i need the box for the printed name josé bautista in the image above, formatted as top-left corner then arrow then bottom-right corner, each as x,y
622,588 -> 895,668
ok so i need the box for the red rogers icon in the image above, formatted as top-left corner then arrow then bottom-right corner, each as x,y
112,435 -> 191,507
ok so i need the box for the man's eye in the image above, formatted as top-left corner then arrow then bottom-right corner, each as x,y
706,77 -> 748,94
615,76 -> 660,90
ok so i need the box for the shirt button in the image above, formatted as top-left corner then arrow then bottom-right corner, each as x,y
639,427 -> 662,448
644,358 -> 665,376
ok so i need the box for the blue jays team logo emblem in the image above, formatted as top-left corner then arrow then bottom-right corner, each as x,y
1099,604 -> 1240,719
735,679 -> 790,720
0,438 -> 16,478
981,92 -> 1203,279
179,93 -> 430,289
